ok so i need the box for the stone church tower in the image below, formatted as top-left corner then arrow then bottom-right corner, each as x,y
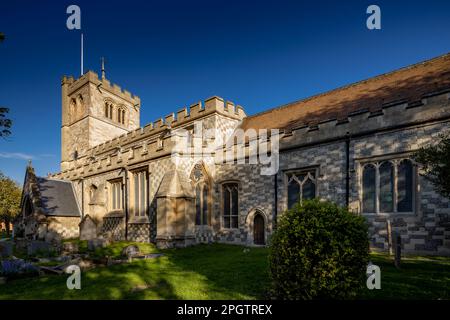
60,71 -> 141,171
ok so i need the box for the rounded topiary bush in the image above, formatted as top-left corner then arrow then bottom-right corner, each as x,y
269,199 -> 369,300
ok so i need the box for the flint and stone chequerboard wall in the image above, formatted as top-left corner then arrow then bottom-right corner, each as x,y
18,53 -> 450,255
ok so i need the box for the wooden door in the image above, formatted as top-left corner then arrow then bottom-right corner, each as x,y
253,214 -> 265,245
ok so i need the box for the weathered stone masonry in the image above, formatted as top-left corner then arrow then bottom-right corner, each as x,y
17,53 -> 450,255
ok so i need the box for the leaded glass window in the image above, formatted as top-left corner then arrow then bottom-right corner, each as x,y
361,159 -> 414,214
362,164 -> 376,213
286,170 -> 316,209
397,159 -> 413,212
133,170 -> 147,216
223,183 -> 239,229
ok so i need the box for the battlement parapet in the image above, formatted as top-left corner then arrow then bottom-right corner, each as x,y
79,96 -> 244,154
50,131 -> 178,180
64,71 -> 141,104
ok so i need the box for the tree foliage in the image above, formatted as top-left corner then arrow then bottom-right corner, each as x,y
269,199 -> 369,300
0,107 -> 12,137
414,134 -> 450,198
0,33 -> 12,137
0,172 -> 22,235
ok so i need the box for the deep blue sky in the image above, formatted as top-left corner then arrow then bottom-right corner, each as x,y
1,0 -> 450,183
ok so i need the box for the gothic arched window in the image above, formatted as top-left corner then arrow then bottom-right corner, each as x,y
23,196 -> 33,216
361,158 -> 415,214
362,164 -> 376,213
222,183 -> 238,229
202,184 -> 209,225
191,163 -> 210,226
287,170 -> 316,209
397,159 -> 413,212
379,161 -> 394,213
195,185 -> 202,225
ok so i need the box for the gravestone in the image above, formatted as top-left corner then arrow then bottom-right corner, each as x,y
62,242 -> 79,254
87,238 -> 109,251
121,244 -> 140,258
393,232 -> 402,269
0,242 -> 13,258
79,215 -> 97,241
27,240 -> 54,256
45,230 -> 62,244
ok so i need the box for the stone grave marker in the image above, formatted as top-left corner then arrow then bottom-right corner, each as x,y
121,244 -> 140,258
27,240 -> 54,256
79,215 -> 98,241
0,242 -> 13,258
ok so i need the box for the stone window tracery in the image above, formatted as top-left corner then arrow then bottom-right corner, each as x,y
362,159 -> 415,214
191,163 -> 210,226
222,183 -> 239,229
286,170 -> 316,209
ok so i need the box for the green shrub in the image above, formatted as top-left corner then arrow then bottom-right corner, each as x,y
269,199 -> 369,299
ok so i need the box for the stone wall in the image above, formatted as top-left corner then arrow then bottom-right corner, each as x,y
351,121 -> 450,255
46,216 -> 80,240
50,72 -> 450,255
209,111 -> 450,254
213,163 -> 274,245
88,117 -> 129,150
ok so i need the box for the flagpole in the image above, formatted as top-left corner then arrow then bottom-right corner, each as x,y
81,33 -> 84,76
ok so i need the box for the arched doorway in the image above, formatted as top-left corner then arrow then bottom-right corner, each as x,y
253,214 -> 265,245
23,196 -> 33,216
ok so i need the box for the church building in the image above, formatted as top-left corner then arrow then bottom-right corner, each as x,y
15,53 -> 450,255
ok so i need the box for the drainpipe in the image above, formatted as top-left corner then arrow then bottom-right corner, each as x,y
123,167 -> 129,240
345,132 -> 351,209
274,172 -> 278,229
81,179 -> 84,218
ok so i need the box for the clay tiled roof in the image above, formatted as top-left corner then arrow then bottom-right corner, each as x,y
240,53 -> 450,131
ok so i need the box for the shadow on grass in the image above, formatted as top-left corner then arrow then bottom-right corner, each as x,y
361,253 -> 450,299
0,243 -> 269,300
5,243 -> 446,300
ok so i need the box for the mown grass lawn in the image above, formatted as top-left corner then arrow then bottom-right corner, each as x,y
0,242 -> 449,300
361,252 -> 450,299
0,243 -> 269,300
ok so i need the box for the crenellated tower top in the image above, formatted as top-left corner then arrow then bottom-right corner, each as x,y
60,70 -> 141,171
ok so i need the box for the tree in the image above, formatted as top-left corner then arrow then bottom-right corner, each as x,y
0,33 -> 12,137
0,172 -> 22,236
0,107 -> 12,137
414,133 -> 450,198
269,199 -> 369,299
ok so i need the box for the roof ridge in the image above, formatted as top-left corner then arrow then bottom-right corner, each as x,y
244,52 -> 450,121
